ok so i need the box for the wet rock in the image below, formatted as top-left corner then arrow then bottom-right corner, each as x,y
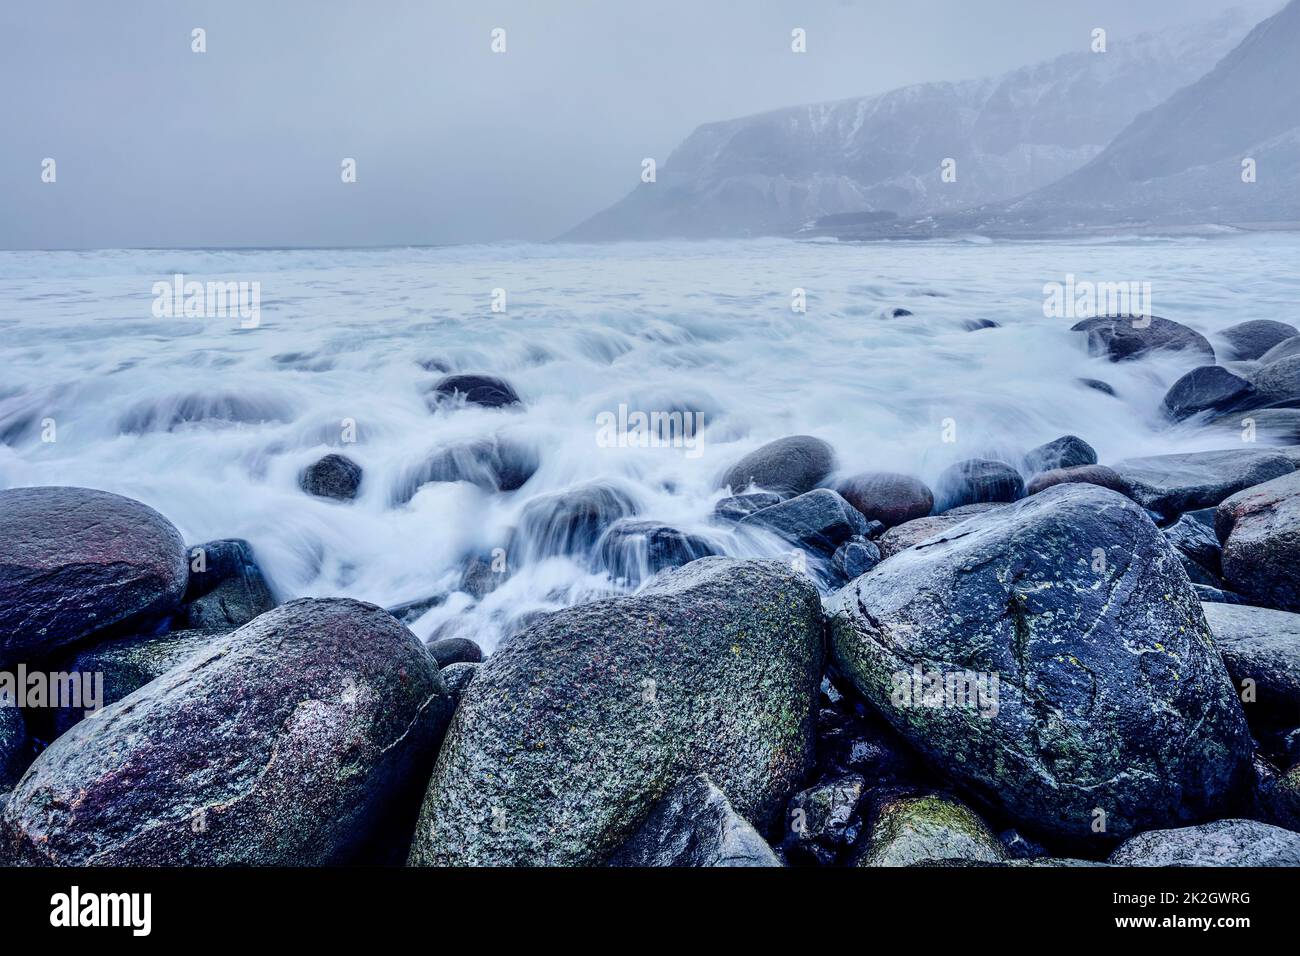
385,593 -> 445,625
1071,315 -> 1215,365
1221,320 -> 1299,361
835,472 -> 934,528
933,459 -> 1025,512
608,773 -> 780,867
854,793 -> 1008,866
1023,435 -> 1097,475
1026,464 -> 1130,497
1249,355 -> 1300,408
0,708 -> 28,791
0,598 -> 452,865
1163,514 -> 1223,580
1162,366 -> 1259,422
427,374 -> 522,410
1216,471 -> 1300,611
299,453 -> 363,501
594,519 -> 718,585
1194,584 -> 1245,605
738,489 -> 869,558
999,828 -> 1048,860
719,435 -> 835,497
783,774 -> 865,860
0,487 -> 188,668
1107,819 -> 1300,866
830,484 -> 1253,845
832,537 -> 880,580
712,491 -> 783,523
1252,755 -> 1300,831
439,661 -> 479,700
516,483 -> 638,561
394,437 -> 538,502
1260,336 -> 1300,365
180,538 -> 275,630
1203,602 -> 1300,725
815,702 -> 927,785
1078,378 -> 1116,396
1114,449 -> 1295,518
457,555 -> 507,600
877,503 -> 1008,559
964,319 -> 999,331
119,392 -> 293,434
429,637 -> 483,668
408,557 -> 824,866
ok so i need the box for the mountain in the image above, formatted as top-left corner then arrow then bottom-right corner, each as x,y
563,8 -> 1265,242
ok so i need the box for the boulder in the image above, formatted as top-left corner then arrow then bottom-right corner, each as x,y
427,374 -> 521,410
834,472 -> 934,528
829,484 -> 1253,844
515,483 -> 638,561
877,504 -> 1007,559
933,459 -> 1025,512
1161,366 -> 1259,422
1107,819 -> 1300,866
0,707 -> 28,791
0,599 -> 452,865
428,637 -> 483,668
783,774 -> 866,861
393,437 -> 538,502
1216,471 -> 1300,611
1078,378 -> 1116,396
0,487 -> 188,667
1163,514 -> 1223,581
407,557 -> 824,866
299,453 -> 362,501
1023,436 -> 1097,475
1071,315 -> 1215,365
457,554 -> 507,600
438,661 -> 479,700
607,773 -> 780,867
832,537 -> 880,581
1114,449 -> 1295,518
1026,464 -> 1130,497
738,489 -> 869,558
180,538 -> 275,630
593,519 -> 718,585
712,492 -> 783,523
854,793 -> 1008,867
1249,355 -> 1300,408
1260,336 -> 1300,365
1202,602 -> 1300,725
719,435 -> 835,497
1221,320 -> 1299,361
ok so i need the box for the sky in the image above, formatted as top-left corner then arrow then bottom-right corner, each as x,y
0,0 -> 1271,249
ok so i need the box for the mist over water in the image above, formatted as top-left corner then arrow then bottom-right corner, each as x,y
3,234 -> 1296,649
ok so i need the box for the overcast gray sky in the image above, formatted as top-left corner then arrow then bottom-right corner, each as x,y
0,0 -> 1269,249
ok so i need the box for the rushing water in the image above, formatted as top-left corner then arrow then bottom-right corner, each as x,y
2,234 -> 1298,649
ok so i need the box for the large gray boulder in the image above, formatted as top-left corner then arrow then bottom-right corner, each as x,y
1202,602 -> 1300,725
1071,315 -> 1215,365
854,792 -> 1009,867
0,598 -> 451,865
0,487 -> 189,667
933,459 -> 1025,512
1113,449 -> 1294,517
1161,366 -> 1259,421
1221,319 -> 1299,361
719,435 -> 835,497
1107,819 -> 1300,866
1023,435 -> 1097,475
737,488 -> 869,557
1216,470 -> 1300,611
408,557 -> 824,866
829,484 -> 1253,845
607,773 -> 780,867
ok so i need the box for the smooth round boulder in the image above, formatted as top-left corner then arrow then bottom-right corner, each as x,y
1026,464 -> 1130,497
835,472 -> 934,528
1221,320 -> 1299,361
1161,366 -> 1259,422
1071,315 -> 1215,365
1107,819 -> 1300,866
830,484 -> 1253,845
428,636 -> 483,668
1022,435 -> 1097,475
854,793 -> 1008,867
427,374 -> 521,410
719,435 -> 835,497
408,557 -> 824,866
1114,449 -> 1295,518
1216,470 -> 1300,611
0,598 -> 452,865
933,459 -> 1025,512
0,487 -> 188,668
299,453 -> 363,501
1259,336 -> 1300,365
593,519 -> 717,585
1202,602 -> 1300,725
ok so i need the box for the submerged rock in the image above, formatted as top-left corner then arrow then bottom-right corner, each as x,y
712,491 -> 783,523
1221,320 -> 1299,361
719,435 -> 835,497
516,482 -> 638,561
118,391 -> 293,434
608,773 -> 780,867
854,793 -> 1008,867
1107,819 -> 1300,866
299,453 -> 363,501
933,459 -> 1025,512
1,599 -> 452,865
408,557 -> 824,866
1114,449 -> 1294,518
1202,602 -> 1300,725
1216,471 -> 1300,611
394,437 -> 538,502
1162,366 -> 1259,422
1026,464 -> 1130,497
594,519 -> 718,585
1211,408 -> 1300,443
1071,314 -> 1214,365
0,487 -> 188,668
738,489 -> 869,557
180,538 -> 275,630
783,774 -> 866,861
1023,435 -> 1097,475
835,472 -> 934,528
427,374 -> 522,410
830,484 -> 1253,845
1078,378 -> 1116,396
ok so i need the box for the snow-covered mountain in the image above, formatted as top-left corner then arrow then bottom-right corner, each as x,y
563,8 -> 1265,241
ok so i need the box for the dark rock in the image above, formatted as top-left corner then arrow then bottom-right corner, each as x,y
1026,464 -> 1130,497
816,703 -> 926,785
394,437 -> 538,502
854,793 -> 1008,866
0,487 -> 188,668
1078,378 -> 1116,396
299,453 -> 362,501
385,593 -> 445,625
963,319 -> 999,331
1216,471 -> 1300,611
1194,584 -> 1245,604
516,483 -> 638,561
439,661 -> 479,700
1249,355 -> 1300,408
1114,449 -> 1295,518
0,707 -> 28,791
594,520 -> 718,585
783,774 -> 865,858
1162,366 -> 1259,421
429,637 -> 483,668
999,828 -> 1048,860
1071,315 -> 1215,365
0,598 -> 451,865
835,472 -> 934,528
1023,435 -> 1097,475
719,435 -> 836,497
608,773 -> 780,867
712,492 -> 783,523
1203,602 -> 1300,725
877,503 -> 1008,559
891,308 -> 914,318
1221,320 -> 1299,361
181,538 -> 275,630
1259,336 -> 1300,365
830,484 -> 1253,845
1107,819 -> 1300,866
933,459 -> 1025,512
1163,514 -> 1223,580
427,374 -> 522,410
738,489 -> 869,557
407,557 -> 824,866
1252,755 -> 1300,831
832,537 -> 880,580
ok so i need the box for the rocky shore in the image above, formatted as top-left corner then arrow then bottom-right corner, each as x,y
5,312 -> 1300,867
